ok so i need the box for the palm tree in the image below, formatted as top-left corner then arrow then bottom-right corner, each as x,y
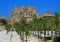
32,15 -> 44,42
39,18 -> 48,42
32,14 -> 37,31
22,17 -> 30,42
51,12 -> 60,42
6,23 -> 12,34
13,21 -> 25,42
54,12 -> 60,34
6,23 -> 12,42
25,24 -> 30,42
27,14 -> 36,37
46,12 -> 60,42
13,22 -> 21,35
0,18 -> 7,25
25,30 -> 29,42
13,16 -> 28,42
36,18 -> 43,42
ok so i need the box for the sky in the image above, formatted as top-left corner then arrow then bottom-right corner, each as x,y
0,0 -> 60,19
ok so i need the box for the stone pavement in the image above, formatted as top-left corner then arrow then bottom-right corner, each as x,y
0,30 -> 22,42
0,30 -> 48,42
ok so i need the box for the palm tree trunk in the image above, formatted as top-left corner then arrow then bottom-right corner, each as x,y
40,31 -> 42,42
55,25 -> 58,42
20,31 -> 24,42
38,31 -> 40,42
10,31 -> 13,42
44,30 -> 46,42
22,32 -> 24,42
19,31 -> 22,38
26,35 -> 28,42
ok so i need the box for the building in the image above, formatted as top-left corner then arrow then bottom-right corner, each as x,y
9,7 -> 36,24
9,7 -> 54,24
43,11 -> 54,19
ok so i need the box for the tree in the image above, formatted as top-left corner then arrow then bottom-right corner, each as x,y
25,23 -> 30,42
49,12 -> 60,42
13,16 -> 30,42
13,22 -> 21,35
53,12 -> 60,35
32,15 -> 44,42
39,18 -> 48,42
6,23 -> 12,33
6,23 -> 12,42
20,17 -> 30,42
36,18 -> 43,42
32,14 -> 37,31
0,18 -> 7,25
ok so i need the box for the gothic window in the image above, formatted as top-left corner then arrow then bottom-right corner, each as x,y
11,14 -> 13,18
29,13 -> 32,16
20,12 -> 22,14
26,13 -> 27,16
20,12 -> 22,15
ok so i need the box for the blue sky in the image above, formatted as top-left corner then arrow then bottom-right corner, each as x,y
0,0 -> 60,19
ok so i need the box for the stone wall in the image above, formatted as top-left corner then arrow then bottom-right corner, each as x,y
0,25 -> 5,31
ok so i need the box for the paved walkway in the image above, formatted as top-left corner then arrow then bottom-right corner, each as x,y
0,30 -> 22,42
0,30 -> 46,42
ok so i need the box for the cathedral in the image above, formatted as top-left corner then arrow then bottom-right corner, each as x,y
9,7 -> 53,24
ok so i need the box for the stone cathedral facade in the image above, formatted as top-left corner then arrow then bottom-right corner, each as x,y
9,7 -> 53,24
